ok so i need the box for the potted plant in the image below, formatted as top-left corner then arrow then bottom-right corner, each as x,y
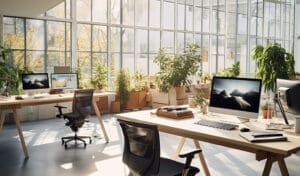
200,73 -> 211,83
115,68 -> 130,110
154,43 -> 202,93
219,61 -> 240,77
0,44 -> 32,95
91,63 -> 108,90
252,43 -> 295,93
193,92 -> 209,114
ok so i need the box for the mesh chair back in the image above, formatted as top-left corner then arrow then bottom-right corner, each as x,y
118,119 -> 160,176
72,89 -> 94,118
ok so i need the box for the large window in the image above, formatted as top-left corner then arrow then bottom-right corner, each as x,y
2,0 -> 295,89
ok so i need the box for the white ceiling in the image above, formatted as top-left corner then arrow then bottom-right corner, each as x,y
0,0 -> 64,18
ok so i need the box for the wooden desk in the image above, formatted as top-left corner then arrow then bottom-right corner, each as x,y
0,92 -> 113,158
115,110 -> 300,176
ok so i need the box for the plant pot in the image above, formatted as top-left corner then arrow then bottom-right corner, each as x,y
174,86 -> 186,100
262,109 -> 273,119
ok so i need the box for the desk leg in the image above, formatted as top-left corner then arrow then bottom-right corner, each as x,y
193,140 -> 210,176
0,110 -> 6,133
12,109 -> 29,158
259,152 -> 289,176
174,137 -> 186,160
93,100 -> 109,143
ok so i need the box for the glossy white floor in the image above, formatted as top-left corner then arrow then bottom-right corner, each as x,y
0,113 -> 299,176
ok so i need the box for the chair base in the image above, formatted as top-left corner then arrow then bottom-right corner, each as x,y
62,133 -> 92,149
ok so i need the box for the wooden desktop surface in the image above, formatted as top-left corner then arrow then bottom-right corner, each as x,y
0,92 -> 114,158
115,109 -> 300,176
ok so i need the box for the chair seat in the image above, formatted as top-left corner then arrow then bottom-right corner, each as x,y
63,113 -> 85,127
157,158 -> 200,176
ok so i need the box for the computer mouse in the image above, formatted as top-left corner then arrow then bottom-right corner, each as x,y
240,127 -> 250,132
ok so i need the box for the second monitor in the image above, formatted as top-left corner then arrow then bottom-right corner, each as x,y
51,73 -> 78,89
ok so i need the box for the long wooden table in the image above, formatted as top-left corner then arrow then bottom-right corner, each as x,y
115,110 -> 300,176
0,92 -> 113,158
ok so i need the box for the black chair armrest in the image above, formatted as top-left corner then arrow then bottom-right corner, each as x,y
179,149 -> 202,159
54,105 -> 68,118
179,149 -> 202,175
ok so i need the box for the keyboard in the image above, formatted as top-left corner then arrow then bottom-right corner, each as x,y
195,119 -> 238,130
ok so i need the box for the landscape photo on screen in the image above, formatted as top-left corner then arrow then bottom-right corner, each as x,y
210,78 -> 261,113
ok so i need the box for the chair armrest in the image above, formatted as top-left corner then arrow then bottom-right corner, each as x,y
179,149 -> 202,159
54,105 -> 68,118
179,149 -> 202,175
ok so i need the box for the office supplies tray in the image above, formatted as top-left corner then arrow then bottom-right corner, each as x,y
156,107 -> 194,119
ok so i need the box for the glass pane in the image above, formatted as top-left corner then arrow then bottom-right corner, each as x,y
177,4 -> 185,30
26,19 -> 45,50
227,0 -> 236,13
149,54 -> 159,75
186,5 -> 193,31
46,1 -> 65,18
47,52 -> 66,73
47,21 -> 65,51
162,31 -> 174,53
238,0 -> 247,14
149,0 -> 160,28
177,32 -> 184,53
211,10 -> 217,34
136,0 -> 148,26
111,27 -> 121,52
92,53 -> 107,66
202,35 -> 209,63
194,7 -> 202,32
250,17 -> 257,36
77,52 -> 92,86
227,13 -> 236,34
135,29 -> 148,53
218,11 -> 225,34
123,0 -> 134,26
111,0 -> 121,24
238,14 -> 247,35
77,0 -> 91,21
149,30 -> 160,53
163,1 -> 174,29
66,0 -> 71,19
218,36 -> 225,54
12,50 -> 25,67
93,25 -> 107,52
226,38 -> 236,63
202,8 -> 210,33
92,0 -> 107,22
26,51 -> 45,72
122,54 -> 134,72
66,23 -> 71,51
136,54 -> 148,74
122,28 -> 134,52
3,17 -> 25,49
218,55 -> 225,72
186,33 -> 193,45
77,24 -> 91,51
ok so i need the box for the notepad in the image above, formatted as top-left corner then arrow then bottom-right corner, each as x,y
240,131 -> 287,142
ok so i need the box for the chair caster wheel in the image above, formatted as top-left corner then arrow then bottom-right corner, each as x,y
64,144 -> 68,149
89,139 -> 92,144
62,140 -> 64,145
84,143 -> 87,148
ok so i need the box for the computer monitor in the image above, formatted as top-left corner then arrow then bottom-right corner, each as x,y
51,73 -> 78,89
22,73 -> 50,90
209,76 -> 262,122
276,79 -> 300,124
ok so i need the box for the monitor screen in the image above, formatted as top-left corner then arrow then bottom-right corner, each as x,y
209,76 -> 262,119
51,73 -> 78,89
22,73 -> 50,90
277,79 -> 300,115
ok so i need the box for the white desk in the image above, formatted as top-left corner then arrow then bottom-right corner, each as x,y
0,92 -> 114,158
115,110 -> 300,176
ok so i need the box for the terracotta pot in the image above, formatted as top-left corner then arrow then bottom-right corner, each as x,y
262,109 -> 273,119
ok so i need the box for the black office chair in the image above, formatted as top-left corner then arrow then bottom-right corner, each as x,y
55,89 -> 94,149
118,119 -> 201,176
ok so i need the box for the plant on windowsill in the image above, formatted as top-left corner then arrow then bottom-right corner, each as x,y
115,68 -> 130,110
200,73 -> 211,84
91,62 -> 108,91
154,43 -> 202,97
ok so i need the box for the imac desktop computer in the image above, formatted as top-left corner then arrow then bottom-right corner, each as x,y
51,73 -> 78,89
22,73 -> 50,90
276,78 -> 300,125
21,73 -> 50,98
209,76 -> 262,123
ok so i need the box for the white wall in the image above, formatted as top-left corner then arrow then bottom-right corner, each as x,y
294,2 -> 300,72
